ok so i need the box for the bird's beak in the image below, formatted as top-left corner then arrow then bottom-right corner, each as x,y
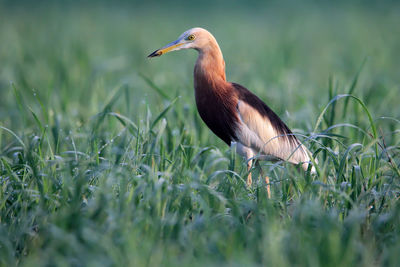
148,39 -> 184,58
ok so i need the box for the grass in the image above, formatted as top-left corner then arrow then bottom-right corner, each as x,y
1,1 -> 400,266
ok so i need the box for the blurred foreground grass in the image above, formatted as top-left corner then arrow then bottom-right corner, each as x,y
0,2 -> 400,266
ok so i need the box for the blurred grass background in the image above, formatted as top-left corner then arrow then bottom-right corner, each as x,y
0,0 -> 399,266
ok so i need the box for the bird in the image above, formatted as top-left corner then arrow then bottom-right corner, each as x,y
148,27 -> 315,198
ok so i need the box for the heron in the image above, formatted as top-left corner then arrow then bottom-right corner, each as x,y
148,27 -> 315,198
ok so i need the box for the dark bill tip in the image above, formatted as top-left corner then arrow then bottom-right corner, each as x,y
147,49 -> 162,58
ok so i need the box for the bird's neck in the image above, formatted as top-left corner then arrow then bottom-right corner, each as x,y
194,41 -> 227,90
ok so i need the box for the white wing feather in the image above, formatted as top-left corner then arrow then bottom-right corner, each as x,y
235,100 -> 313,171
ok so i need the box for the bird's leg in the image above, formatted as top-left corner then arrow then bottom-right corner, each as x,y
235,142 -> 254,188
265,175 -> 271,199
256,161 -> 271,198
247,158 -> 252,187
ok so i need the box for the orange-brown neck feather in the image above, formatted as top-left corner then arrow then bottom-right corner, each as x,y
192,36 -> 239,144
194,37 -> 226,86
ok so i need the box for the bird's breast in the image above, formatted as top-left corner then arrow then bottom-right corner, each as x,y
194,81 -> 239,145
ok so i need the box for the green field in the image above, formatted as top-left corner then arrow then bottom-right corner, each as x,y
1,1 -> 400,266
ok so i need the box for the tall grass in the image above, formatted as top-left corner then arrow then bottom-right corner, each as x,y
0,2 -> 399,266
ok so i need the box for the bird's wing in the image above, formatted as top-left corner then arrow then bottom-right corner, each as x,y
232,83 -> 311,168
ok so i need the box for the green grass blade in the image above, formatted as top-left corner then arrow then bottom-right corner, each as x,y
139,73 -> 171,100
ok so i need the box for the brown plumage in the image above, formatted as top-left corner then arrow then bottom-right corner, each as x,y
148,27 -> 315,197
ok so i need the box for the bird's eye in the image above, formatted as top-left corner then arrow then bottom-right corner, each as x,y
187,34 -> 195,41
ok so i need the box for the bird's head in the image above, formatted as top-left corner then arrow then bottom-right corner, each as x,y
148,27 -> 213,57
